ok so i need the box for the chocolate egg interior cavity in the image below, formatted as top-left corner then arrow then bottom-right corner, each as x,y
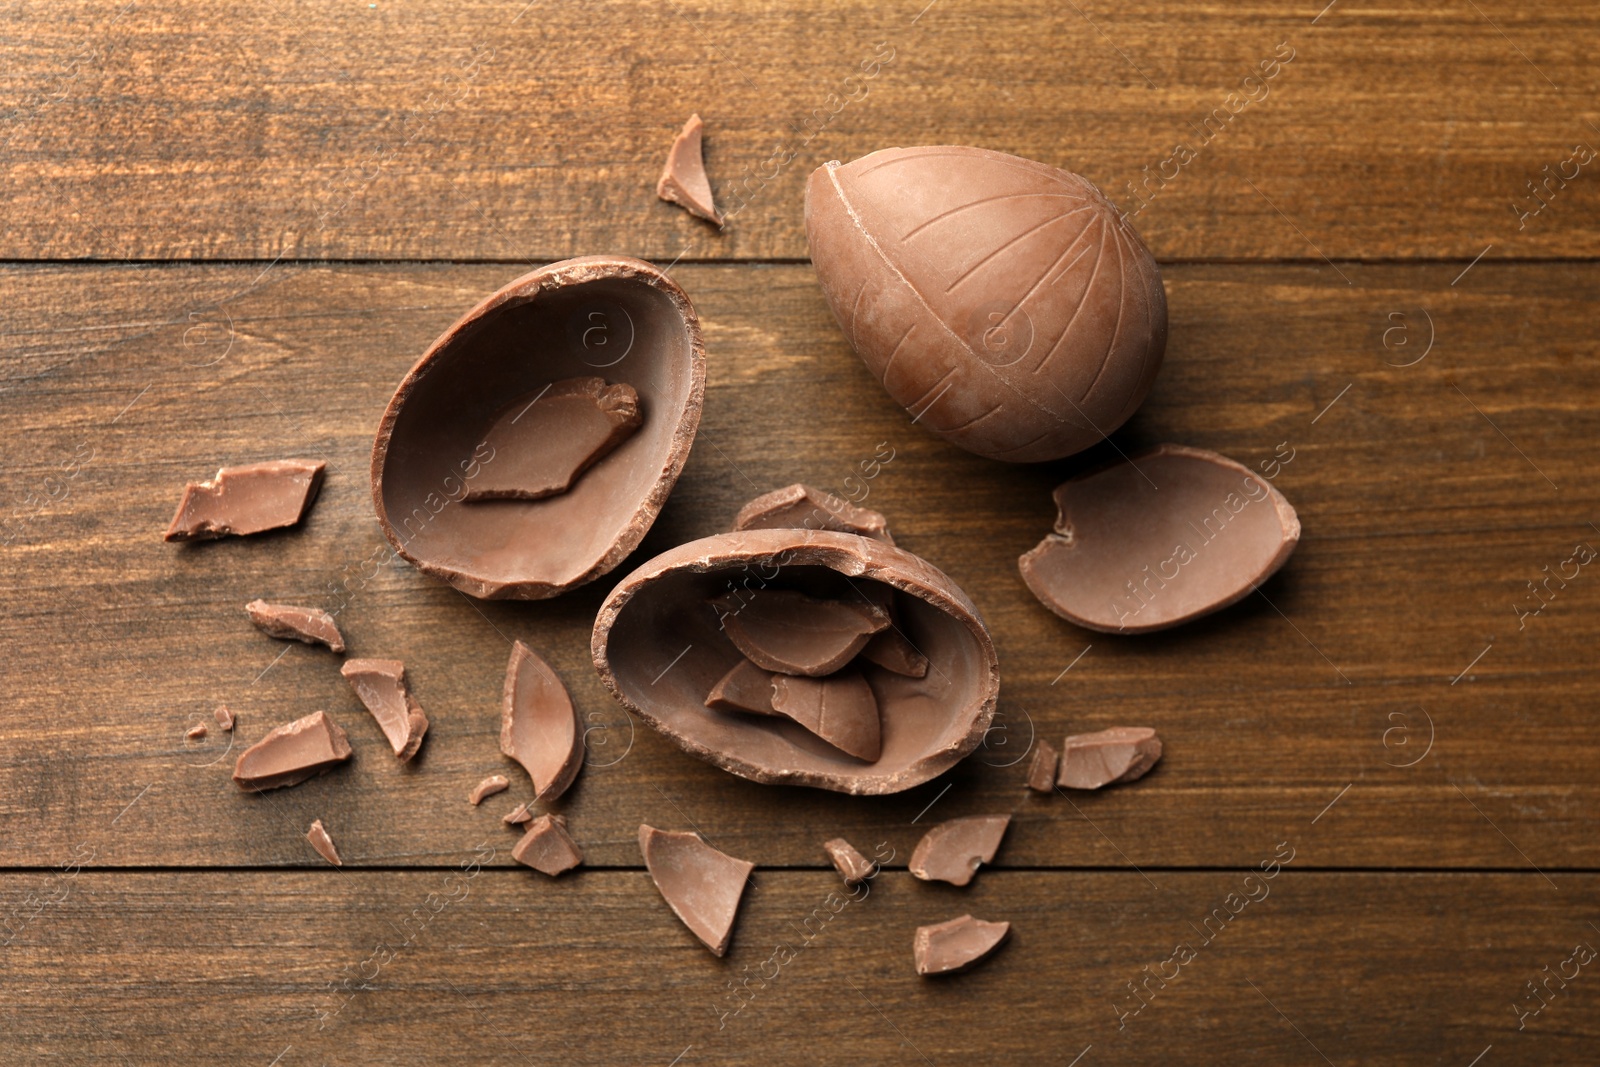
372,256 -> 705,599
593,530 -> 999,795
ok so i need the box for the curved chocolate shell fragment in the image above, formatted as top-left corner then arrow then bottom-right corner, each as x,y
914,915 -> 1011,976
639,824 -> 752,956
909,814 -> 1010,886
371,256 -> 706,599
732,484 -> 894,545
306,819 -> 342,866
232,710 -> 352,792
656,113 -> 722,226
1025,739 -> 1058,793
704,658 -> 777,715
770,671 -> 881,762
501,641 -> 582,802
858,628 -> 929,678
805,146 -> 1166,463
165,459 -> 325,541
246,600 -> 345,653
1058,726 -> 1162,790
461,377 -> 642,502
593,529 -> 1000,795
340,658 -> 429,761
513,814 -> 584,877
1019,444 -> 1300,633
717,588 -> 888,676
823,837 -> 876,887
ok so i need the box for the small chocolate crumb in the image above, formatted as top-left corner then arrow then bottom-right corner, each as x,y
640,824 -> 752,956
656,113 -> 722,226
731,484 -> 894,545
822,837 -> 875,887
213,705 -> 235,731
306,819 -> 342,866
462,378 -> 642,502
470,775 -> 510,805
858,628 -> 929,678
909,815 -> 1010,887
186,723 -> 208,741
164,459 -> 325,542
1026,740 -> 1059,793
501,641 -> 583,802
703,658 -> 778,715
716,589 -> 888,676
232,710 -> 352,792
512,814 -> 584,876
341,658 -> 429,761
503,802 -> 535,826
1058,727 -> 1162,789
770,671 -> 881,762
246,600 -> 345,653
914,915 -> 1011,976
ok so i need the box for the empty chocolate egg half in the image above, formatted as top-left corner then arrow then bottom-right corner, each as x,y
805,146 -> 1166,463
371,256 -> 706,598
592,529 -> 999,794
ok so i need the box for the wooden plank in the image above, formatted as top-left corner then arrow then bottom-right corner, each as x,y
3,1 -> 1599,261
1,869 -> 1594,1063
2,262 -> 1598,869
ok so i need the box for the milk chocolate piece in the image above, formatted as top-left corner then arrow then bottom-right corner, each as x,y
1058,726 -> 1162,789
703,658 -> 777,715
512,814 -> 584,876
732,484 -> 894,545
639,824 -> 752,956
246,600 -> 346,653
910,815 -> 1011,886
232,710 -> 352,791
1020,444 -> 1300,633
1026,739 -> 1058,792
770,672 -> 881,762
340,659 -> 429,761
186,723 -> 208,740
501,641 -> 582,802
461,378 -> 642,502
805,146 -> 1166,463
859,628 -> 929,678
716,589 -> 888,677
503,802 -> 535,826
372,256 -> 705,599
164,459 -> 325,541
306,819 -> 342,866
593,529 -> 999,794
914,915 -> 1011,976
655,113 -> 722,226
214,705 -> 235,731
822,837 -> 876,887
470,775 -> 510,805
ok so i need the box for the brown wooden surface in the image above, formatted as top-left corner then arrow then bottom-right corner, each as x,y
4,1 -> 1599,1062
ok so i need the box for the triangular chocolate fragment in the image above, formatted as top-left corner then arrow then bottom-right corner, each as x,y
232,711 -> 352,792
639,824 -> 752,956
770,671 -> 881,762
655,113 -> 722,226
340,658 -> 429,761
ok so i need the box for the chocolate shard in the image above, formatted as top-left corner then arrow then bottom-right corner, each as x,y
470,775 -> 510,805
823,837 -> 876,887
639,824 -> 753,956
246,600 -> 346,653
513,814 -> 585,876
213,705 -> 235,731
1026,739 -> 1059,793
306,819 -> 342,866
914,915 -> 1011,976
164,459 -> 325,542
462,378 -> 643,503
909,815 -> 1011,886
770,672 -> 881,762
859,628 -> 929,678
704,658 -> 778,715
186,723 -> 208,741
716,589 -> 889,676
340,658 -> 429,761
1058,727 -> 1162,789
655,113 -> 722,226
503,802 -> 535,826
232,710 -> 352,792
1019,444 -> 1300,633
732,484 -> 894,545
501,641 -> 582,802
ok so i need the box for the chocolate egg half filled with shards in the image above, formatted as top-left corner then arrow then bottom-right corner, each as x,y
371,256 -> 706,599
805,146 -> 1166,463
591,528 -> 999,795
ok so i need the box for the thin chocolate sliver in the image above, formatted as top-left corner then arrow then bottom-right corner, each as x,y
909,815 -> 1010,886
639,824 -> 753,956
501,641 -> 583,802
703,658 -> 778,715
246,600 -> 345,653
1058,727 -> 1162,790
164,459 -> 325,542
513,814 -> 584,877
340,659 -> 429,761
859,628 -> 929,678
503,802 -> 535,826
655,113 -> 722,226
732,483 -> 894,545
232,710 -> 352,792
769,671 -> 881,762
462,378 -> 642,503
717,589 -> 888,677
823,837 -> 875,887
914,915 -> 1011,976
470,775 -> 510,805
186,723 -> 208,740
1026,739 -> 1059,793
306,819 -> 342,866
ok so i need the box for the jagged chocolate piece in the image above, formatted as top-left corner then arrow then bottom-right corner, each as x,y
232,711 -> 352,791
914,915 -> 1011,976
513,814 -> 584,876
1026,739 -> 1059,792
639,824 -> 752,956
462,377 -> 641,502
186,723 -> 208,740
503,802 -> 535,826
655,113 -> 722,226
501,641 -> 582,802
470,775 -> 510,805
703,658 -> 778,715
716,589 -> 888,676
770,671 -> 881,762
340,658 -> 429,761
246,600 -> 346,653
164,459 -> 325,541
909,815 -> 1011,886
823,837 -> 876,887
306,819 -> 342,866
1058,727 -> 1162,789
731,483 -> 894,545
859,628 -> 929,678
214,705 -> 235,731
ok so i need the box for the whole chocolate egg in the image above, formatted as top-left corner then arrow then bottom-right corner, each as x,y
804,146 -> 1166,463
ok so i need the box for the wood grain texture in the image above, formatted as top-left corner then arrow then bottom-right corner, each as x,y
2,261 -> 1597,869
3,1 -> 1599,261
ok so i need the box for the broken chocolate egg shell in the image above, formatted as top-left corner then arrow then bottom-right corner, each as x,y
593,528 -> 999,795
371,255 -> 706,599
1019,443 -> 1300,633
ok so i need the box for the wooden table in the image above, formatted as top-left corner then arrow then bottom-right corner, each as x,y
4,2 -> 1597,1062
